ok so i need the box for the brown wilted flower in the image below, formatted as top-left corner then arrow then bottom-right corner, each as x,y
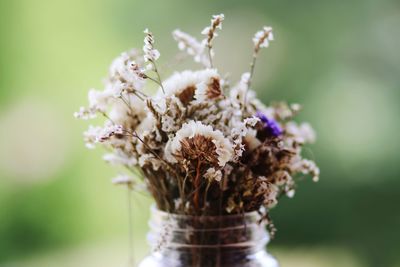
178,135 -> 219,165
177,85 -> 196,106
206,77 -> 221,99
165,121 -> 233,167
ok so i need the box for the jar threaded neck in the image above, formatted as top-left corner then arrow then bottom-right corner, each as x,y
144,206 -> 276,267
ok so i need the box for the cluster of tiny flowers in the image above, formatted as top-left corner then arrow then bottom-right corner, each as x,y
253,26 -> 274,51
76,14 -> 319,217
201,14 -> 224,47
172,29 -> 208,66
143,29 -> 160,62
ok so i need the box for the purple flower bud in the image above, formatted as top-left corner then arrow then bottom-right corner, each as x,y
256,111 -> 282,137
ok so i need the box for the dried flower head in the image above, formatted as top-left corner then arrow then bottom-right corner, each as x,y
83,125 -> 102,149
253,26 -> 274,52
201,14 -> 225,47
143,28 -> 160,62
97,124 -> 124,142
166,121 -> 233,167
159,69 -> 221,105
201,14 -> 225,67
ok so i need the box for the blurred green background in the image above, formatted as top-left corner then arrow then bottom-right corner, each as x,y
0,0 -> 399,266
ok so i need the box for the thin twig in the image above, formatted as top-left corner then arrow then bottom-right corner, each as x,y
193,159 -> 202,211
248,53 -> 258,89
150,59 -> 165,93
124,130 -> 180,183
120,95 -> 134,114
132,91 -> 145,101
144,74 -> 163,88
181,172 -> 189,213
101,112 -> 116,125
127,188 -> 135,267
243,53 -> 258,108
207,45 -> 213,68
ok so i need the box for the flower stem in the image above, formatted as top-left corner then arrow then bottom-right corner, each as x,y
127,188 -> 135,267
243,53 -> 258,107
151,60 -> 165,94
207,45 -> 213,68
193,160 -> 202,212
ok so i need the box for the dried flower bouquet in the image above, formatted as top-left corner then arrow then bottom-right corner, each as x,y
75,14 -> 319,227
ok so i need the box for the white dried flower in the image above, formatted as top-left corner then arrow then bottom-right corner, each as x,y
228,116 -> 260,160
108,50 -> 146,91
97,124 -> 124,142
258,178 -> 279,208
137,110 -> 157,127
240,72 -> 251,84
292,158 -> 320,182
74,106 -> 96,120
166,121 -> 233,166
143,28 -> 160,62
111,174 -> 133,185
107,80 -> 124,98
274,171 -> 292,186
172,29 -> 208,66
312,167 -> 320,182
139,154 -> 162,170
201,14 -> 224,67
230,72 -> 251,106
286,189 -> 295,198
244,116 -> 260,127
201,14 -> 225,44
161,115 -> 177,133
159,96 -> 184,133
88,88 -> 112,113
103,151 -> 137,167
290,103 -> 302,113
109,49 -> 142,76
108,93 -> 146,128
130,62 -> 147,80
204,167 -> 222,182
194,80 -> 221,102
157,69 -> 221,105
138,154 -> 150,167
285,122 -> 316,144
253,26 -> 274,50
83,125 -> 103,149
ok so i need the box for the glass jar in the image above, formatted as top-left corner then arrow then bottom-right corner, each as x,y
139,206 -> 279,267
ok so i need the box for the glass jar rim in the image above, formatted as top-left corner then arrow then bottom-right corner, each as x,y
150,204 -> 266,220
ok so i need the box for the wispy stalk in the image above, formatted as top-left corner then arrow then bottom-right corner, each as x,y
150,60 -> 165,93
143,28 -> 165,93
201,14 -> 225,68
127,188 -> 135,267
244,26 -> 274,105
